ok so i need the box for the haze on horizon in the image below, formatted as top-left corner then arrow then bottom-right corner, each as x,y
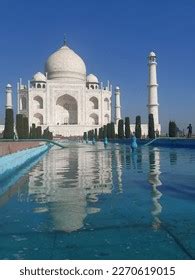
0,0 -> 194,133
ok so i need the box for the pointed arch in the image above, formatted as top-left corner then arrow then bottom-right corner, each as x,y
104,97 -> 109,110
89,96 -> 98,109
33,95 -> 43,109
89,113 -> 99,125
33,113 -> 43,125
104,114 -> 109,124
56,94 -> 78,125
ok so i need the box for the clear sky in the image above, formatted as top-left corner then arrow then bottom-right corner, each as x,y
0,0 -> 194,132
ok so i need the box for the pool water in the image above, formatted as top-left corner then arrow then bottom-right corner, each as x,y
0,142 -> 195,260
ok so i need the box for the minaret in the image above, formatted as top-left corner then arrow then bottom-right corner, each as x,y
148,52 -> 159,130
115,86 -> 121,125
6,84 -> 13,109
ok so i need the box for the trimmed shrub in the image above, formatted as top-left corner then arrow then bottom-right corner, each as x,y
118,119 -> 124,138
88,130 -> 94,141
135,115 -> 142,139
43,127 -> 53,140
107,123 -> 112,139
103,125 -> 107,138
48,131 -> 53,140
31,123 -> 37,139
83,132 -> 87,140
16,114 -> 23,139
148,114 -> 155,139
125,117 -> 130,138
94,128 -> 98,141
23,116 -> 29,139
169,121 -> 177,137
36,126 -> 42,138
3,108 -> 14,139
99,127 -> 103,140
111,122 -> 115,139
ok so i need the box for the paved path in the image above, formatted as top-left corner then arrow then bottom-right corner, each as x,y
0,142 -> 41,157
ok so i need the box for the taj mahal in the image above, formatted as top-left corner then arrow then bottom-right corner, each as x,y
3,40 -> 161,137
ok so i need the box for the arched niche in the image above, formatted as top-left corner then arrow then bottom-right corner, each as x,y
104,97 -> 109,110
89,96 -> 98,109
89,113 -> 99,125
104,114 -> 109,124
56,94 -> 78,125
33,113 -> 43,125
33,96 -> 43,109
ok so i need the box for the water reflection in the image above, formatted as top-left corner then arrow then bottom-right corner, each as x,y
169,150 -> 177,165
148,147 -> 162,230
26,144 -> 164,232
28,145 -> 113,232
114,147 -> 123,193
0,143 -> 166,234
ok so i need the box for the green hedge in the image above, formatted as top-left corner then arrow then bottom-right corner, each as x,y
148,114 -> 155,139
135,115 -> 142,139
3,108 -> 14,139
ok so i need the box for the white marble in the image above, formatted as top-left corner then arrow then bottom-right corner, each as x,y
17,43 -> 112,137
15,45 -> 161,137
148,51 -> 160,133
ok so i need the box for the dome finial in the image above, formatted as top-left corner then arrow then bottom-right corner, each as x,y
63,34 -> 66,46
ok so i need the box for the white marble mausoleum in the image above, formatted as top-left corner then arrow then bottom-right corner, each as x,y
17,42 -> 112,137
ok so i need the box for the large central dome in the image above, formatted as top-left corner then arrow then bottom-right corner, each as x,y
45,44 -> 86,81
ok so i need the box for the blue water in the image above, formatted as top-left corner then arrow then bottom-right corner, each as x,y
0,143 -> 195,260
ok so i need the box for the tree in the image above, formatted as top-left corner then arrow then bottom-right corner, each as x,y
135,115 -> 142,139
169,121 -> 177,137
148,114 -> 155,139
43,127 -> 53,140
88,130 -> 94,140
94,128 -> 98,141
99,127 -> 103,140
111,122 -> 115,139
83,132 -> 87,140
16,114 -> 23,139
36,126 -> 42,138
48,131 -> 53,140
3,108 -> 14,139
125,117 -> 130,138
23,116 -> 29,139
103,125 -> 107,138
31,123 -> 37,139
107,123 -> 112,139
118,119 -> 124,138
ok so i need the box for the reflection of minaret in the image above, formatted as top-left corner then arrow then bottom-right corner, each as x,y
148,147 -> 162,230
114,147 -> 123,193
114,86 -> 121,126
148,52 -> 160,132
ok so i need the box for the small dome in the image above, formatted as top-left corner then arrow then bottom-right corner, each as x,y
32,72 -> 46,82
115,86 -> 120,90
45,44 -> 86,81
87,74 -> 99,83
6,84 -> 12,88
149,51 -> 156,57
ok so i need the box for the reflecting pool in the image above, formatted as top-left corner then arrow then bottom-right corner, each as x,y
0,142 -> 195,259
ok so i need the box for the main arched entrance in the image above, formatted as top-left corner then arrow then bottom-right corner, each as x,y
56,94 -> 78,125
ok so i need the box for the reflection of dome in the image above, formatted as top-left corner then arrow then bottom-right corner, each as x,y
87,74 -> 99,83
45,44 -> 86,81
32,72 -> 46,82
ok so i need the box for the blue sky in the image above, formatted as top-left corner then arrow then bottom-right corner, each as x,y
0,0 -> 194,132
